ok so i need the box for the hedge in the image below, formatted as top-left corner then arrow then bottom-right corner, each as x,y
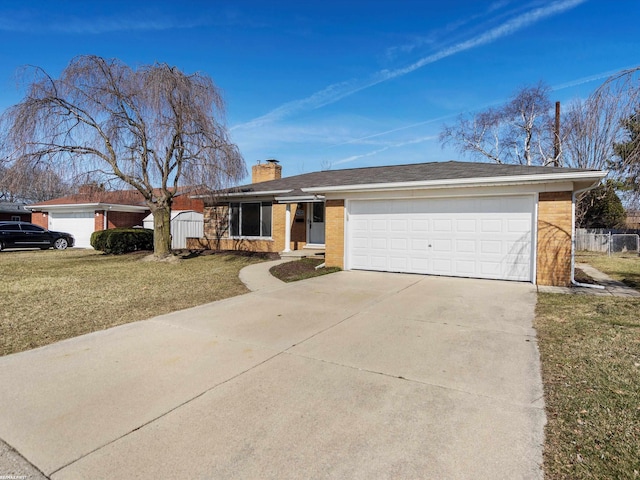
90,228 -> 154,254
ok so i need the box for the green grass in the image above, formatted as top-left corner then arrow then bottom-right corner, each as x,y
270,257 -> 340,282
536,254 -> 640,479
0,249 -> 263,356
577,253 -> 640,290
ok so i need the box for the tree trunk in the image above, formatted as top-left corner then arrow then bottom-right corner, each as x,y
152,205 -> 172,257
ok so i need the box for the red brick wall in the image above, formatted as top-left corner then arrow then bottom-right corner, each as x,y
30,212 -> 48,228
95,211 -> 105,231
107,211 -> 148,229
0,212 -> 31,222
173,195 -> 204,212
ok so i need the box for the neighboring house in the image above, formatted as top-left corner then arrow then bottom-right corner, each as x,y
190,159 -> 606,287
28,186 -> 204,249
0,202 -> 31,222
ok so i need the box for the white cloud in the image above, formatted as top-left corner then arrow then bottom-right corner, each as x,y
234,0 -> 587,132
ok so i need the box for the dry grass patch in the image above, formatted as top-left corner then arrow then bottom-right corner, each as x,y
536,293 -> 640,479
1,249 -> 263,356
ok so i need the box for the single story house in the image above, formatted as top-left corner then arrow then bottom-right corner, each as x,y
0,202 -> 31,222
28,186 -> 204,248
189,159 -> 606,286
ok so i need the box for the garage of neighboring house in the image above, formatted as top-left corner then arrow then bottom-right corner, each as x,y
47,211 -> 96,250
346,195 -> 534,281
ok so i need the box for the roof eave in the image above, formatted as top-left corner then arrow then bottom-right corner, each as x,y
192,189 -> 292,199
301,171 -> 608,194
27,203 -> 149,212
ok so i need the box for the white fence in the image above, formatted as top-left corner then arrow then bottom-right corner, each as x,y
575,229 -> 640,256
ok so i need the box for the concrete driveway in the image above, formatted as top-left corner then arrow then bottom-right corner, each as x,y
0,271 -> 545,479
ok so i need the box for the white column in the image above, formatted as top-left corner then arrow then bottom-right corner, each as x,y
283,204 -> 291,252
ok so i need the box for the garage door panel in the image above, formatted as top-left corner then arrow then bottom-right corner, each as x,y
481,219 -> 503,233
455,239 -> 476,253
433,219 -> 452,232
347,196 -> 533,282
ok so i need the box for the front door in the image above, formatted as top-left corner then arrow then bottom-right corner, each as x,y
307,202 -> 325,245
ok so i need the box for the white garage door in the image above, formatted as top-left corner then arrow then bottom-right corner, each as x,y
48,212 -> 95,248
347,195 -> 534,282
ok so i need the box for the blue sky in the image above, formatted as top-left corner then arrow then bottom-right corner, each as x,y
0,0 -> 638,182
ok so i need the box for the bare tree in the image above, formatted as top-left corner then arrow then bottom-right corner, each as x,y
440,83 -> 555,166
0,160 -> 69,202
563,69 -> 639,171
0,55 -> 245,257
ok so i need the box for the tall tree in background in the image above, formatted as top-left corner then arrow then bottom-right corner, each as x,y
0,161 -> 69,203
613,109 -> 640,203
0,55 -> 245,257
440,82 -> 556,166
577,180 -> 626,229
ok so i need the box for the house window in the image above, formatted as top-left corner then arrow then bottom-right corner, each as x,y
11,216 -> 20,221
229,202 -> 272,237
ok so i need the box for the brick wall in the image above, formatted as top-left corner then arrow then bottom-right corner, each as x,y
197,203 -> 287,252
95,211 -> 105,231
30,212 -> 48,228
173,195 -> 204,212
536,191 -> 573,286
0,212 -> 31,222
324,199 -> 345,269
107,211 -> 148,229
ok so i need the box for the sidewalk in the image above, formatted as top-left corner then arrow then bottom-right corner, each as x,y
537,263 -> 640,297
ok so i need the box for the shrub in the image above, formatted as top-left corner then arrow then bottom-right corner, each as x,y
90,228 -> 154,254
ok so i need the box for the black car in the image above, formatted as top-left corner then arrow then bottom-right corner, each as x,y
0,222 -> 75,251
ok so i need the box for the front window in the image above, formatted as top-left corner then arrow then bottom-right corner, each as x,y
229,202 -> 272,237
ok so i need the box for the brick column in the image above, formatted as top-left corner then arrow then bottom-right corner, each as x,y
325,199 -> 345,269
536,192 -> 572,286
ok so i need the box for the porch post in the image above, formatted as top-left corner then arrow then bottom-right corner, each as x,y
283,203 -> 291,252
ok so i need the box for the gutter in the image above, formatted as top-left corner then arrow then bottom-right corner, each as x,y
571,182 -> 606,290
301,171 -> 607,194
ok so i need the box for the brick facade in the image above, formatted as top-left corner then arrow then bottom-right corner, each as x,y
30,212 -> 48,229
195,202 -> 312,252
107,211 -> 148,229
324,200 -> 345,269
536,191 -> 573,286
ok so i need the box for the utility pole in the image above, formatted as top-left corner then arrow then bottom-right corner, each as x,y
553,101 -> 561,167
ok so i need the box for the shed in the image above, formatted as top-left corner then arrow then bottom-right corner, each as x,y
143,210 -> 203,249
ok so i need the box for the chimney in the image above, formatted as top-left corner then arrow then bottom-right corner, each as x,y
252,159 -> 282,183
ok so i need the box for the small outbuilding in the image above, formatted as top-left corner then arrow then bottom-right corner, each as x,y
143,210 -> 203,249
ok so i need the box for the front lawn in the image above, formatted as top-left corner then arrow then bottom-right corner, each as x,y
536,255 -> 640,479
0,249 -> 263,356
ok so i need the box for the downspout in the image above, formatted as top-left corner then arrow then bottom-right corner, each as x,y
571,185 -> 605,290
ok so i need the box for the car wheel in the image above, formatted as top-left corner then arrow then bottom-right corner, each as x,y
54,238 -> 68,250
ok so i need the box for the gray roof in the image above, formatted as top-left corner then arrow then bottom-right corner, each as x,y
0,202 -> 30,214
222,161 -> 602,197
